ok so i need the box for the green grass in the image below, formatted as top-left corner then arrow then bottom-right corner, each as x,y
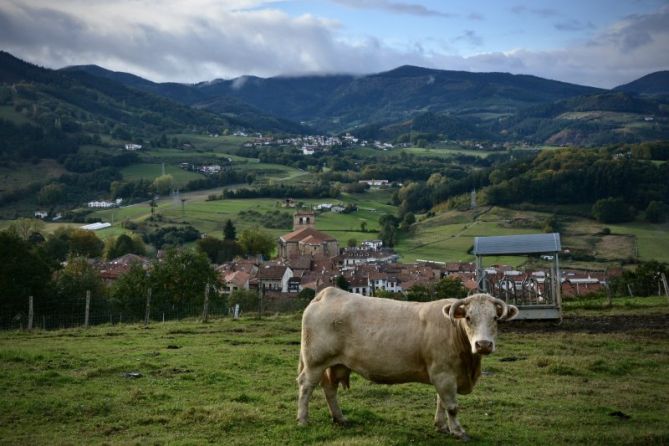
0,159 -> 67,194
87,189 -> 397,244
120,163 -> 206,187
0,105 -> 32,125
0,300 -> 667,445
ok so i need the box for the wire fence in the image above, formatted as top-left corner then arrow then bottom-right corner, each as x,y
0,291 -> 310,331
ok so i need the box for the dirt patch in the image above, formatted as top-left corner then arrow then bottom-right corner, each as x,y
595,234 -> 635,260
502,314 -> 669,334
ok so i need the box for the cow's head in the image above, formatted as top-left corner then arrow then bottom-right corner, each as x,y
442,294 -> 519,355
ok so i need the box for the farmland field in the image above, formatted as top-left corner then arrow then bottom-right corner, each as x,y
0,297 -> 667,445
120,163 -> 206,187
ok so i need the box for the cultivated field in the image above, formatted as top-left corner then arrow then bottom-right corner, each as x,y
0,297 -> 667,445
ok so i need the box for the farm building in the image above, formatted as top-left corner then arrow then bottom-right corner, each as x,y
473,233 -> 562,320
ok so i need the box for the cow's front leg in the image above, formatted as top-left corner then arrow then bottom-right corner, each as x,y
434,394 -> 449,434
432,374 -> 469,441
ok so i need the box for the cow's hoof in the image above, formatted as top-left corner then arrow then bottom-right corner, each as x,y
297,418 -> 309,427
453,432 -> 470,442
435,425 -> 450,434
332,417 -> 349,426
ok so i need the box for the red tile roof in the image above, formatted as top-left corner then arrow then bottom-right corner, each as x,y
280,227 -> 336,243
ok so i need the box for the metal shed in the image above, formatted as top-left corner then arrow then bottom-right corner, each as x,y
473,233 -> 562,320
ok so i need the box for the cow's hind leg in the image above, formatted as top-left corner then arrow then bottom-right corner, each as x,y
433,374 -> 469,441
321,365 -> 350,425
297,364 -> 326,426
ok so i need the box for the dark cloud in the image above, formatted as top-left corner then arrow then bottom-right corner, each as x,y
331,0 -> 454,17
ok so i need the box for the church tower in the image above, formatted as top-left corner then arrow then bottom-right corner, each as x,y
293,211 -> 316,231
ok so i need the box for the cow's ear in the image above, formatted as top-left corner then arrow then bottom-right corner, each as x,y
442,303 -> 466,320
503,305 -> 519,321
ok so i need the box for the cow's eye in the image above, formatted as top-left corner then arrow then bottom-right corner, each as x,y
466,316 -> 471,323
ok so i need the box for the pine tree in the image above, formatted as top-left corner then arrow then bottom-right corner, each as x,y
223,219 -> 237,241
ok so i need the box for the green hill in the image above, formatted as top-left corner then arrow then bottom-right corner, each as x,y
614,71 -> 669,97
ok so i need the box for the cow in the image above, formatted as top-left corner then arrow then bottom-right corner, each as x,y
297,287 -> 519,441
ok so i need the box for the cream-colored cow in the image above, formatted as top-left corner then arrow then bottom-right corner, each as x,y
297,287 -> 519,441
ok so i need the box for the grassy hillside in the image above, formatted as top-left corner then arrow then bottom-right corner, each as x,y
0,299 -> 667,445
393,206 -> 669,266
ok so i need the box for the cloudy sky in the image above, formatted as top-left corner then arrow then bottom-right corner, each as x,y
1,0 -> 668,88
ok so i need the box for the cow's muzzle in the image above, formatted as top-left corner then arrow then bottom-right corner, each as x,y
475,340 -> 494,355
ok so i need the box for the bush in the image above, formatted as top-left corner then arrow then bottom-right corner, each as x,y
592,197 -> 634,223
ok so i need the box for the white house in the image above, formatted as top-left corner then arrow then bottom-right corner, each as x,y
124,143 -> 142,151
361,240 -> 383,250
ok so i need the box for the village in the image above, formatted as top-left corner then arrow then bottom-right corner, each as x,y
95,210 -> 612,309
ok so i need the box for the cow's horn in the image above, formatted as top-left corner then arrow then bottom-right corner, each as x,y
488,296 -> 509,319
448,298 -> 467,322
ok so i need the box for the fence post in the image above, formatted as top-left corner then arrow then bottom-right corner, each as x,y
233,304 -> 240,320
661,273 -> 669,301
202,283 -> 210,323
28,296 -> 34,330
84,290 -> 91,328
258,286 -> 264,319
144,288 -> 152,327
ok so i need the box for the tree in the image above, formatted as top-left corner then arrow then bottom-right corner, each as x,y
360,221 -> 368,232
0,231 -> 53,319
347,238 -> 358,248
152,174 -> 174,196
54,255 -> 105,301
297,288 -> 316,301
69,229 -> 104,258
406,284 -> 433,302
37,183 -> 65,205
645,201 -> 667,223
592,197 -> 633,223
223,219 -> 237,240
109,262 -> 150,319
228,289 -> 259,313
238,227 -> 275,259
434,276 -> 468,299
335,275 -> 349,291
610,260 -> 668,297
197,236 -> 242,264
105,234 -> 146,260
379,214 -> 400,247
149,249 -> 219,309
8,218 -> 44,240
400,212 -> 416,231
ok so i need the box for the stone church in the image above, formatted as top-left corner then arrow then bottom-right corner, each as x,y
278,211 -> 339,259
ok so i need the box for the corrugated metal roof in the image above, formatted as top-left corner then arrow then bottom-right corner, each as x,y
473,233 -> 561,255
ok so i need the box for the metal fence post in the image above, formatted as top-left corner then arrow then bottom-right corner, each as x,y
144,288 -> 152,327
28,296 -> 34,330
84,290 -> 91,328
202,283 -> 210,322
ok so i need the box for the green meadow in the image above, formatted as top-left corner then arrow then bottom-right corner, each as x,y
0,297 -> 667,445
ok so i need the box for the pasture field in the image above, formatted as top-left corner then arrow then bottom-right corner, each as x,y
0,297 -> 667,445
88,190 -> 397,244
0,159 -> 67,194
120,164 -> 206,187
